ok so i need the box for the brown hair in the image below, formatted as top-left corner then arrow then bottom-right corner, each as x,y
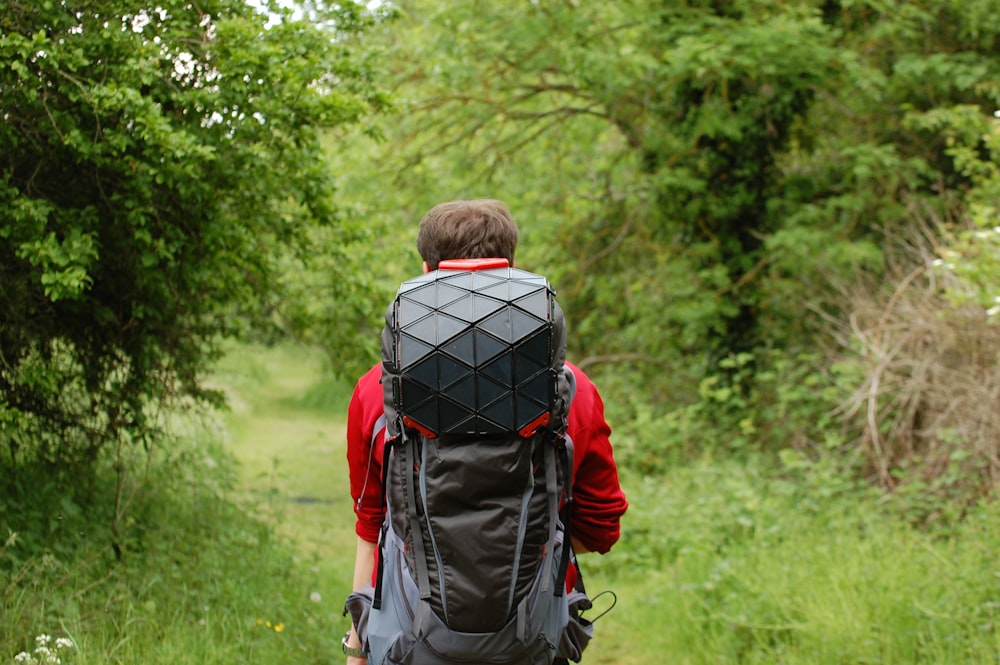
416,199 -> 518,270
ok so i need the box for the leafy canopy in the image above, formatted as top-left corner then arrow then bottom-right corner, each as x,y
0,0 -> 387,470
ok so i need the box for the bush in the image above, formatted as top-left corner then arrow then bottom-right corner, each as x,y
832,219 -> 1000,522
1,429 -> 340,664
582,457 -> 1000,665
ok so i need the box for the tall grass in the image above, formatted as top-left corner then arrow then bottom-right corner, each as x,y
582,456 -> 1000,664
3,344 -> 998,663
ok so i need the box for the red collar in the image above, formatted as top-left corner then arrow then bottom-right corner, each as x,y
437,258 -> 510,271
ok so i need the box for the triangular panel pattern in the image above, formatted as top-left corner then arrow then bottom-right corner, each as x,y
392,265 -> 557,436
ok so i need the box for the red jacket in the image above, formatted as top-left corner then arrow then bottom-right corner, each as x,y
347,361 -> 628,556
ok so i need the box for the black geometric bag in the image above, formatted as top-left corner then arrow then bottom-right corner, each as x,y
347,258 -> 589,665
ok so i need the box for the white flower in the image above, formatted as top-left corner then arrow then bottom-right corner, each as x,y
54,638 -> 73,649
309,591 -> 322,603
14,653 -> 35,664
34,636 -> 51,647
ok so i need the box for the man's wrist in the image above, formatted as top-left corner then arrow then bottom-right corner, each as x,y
341,631 -> 367,658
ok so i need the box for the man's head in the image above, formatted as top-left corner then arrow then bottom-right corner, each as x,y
416,199 -> 518,271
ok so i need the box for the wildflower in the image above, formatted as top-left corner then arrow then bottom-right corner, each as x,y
14,634 -> 73,665
274,622 -> 285,633
256,618 -> 264,626
309,591 -> 322,603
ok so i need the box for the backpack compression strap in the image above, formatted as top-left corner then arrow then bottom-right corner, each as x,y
372,428 -> 401,611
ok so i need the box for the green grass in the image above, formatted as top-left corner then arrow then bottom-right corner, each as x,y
3,344 -> 999,664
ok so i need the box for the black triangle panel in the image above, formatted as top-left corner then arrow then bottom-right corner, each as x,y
433,283 -> 471,308
515,392 -> 549,433
397,297 -> 435,326
407,393 -> 440,433
438,353 -> 473,390
434,313 -> 469,346
439,397 -> 475,433
470,271 -> 507,291
479,308 -> 513,342
475,280 -> 511,301
393,268 -> 558,438
517,330 -> 551,366
505,280 -> 543,302
476,375 -> 511,407
466,414 -> 510,436
509,307 -> 546,340
398,333 -> 435,369
403,314 -> 439,346
399,379 -> 437,410
508,270 -> 548,286
440,292 -> 475,323
517,371 -> 552,407
442,329 -> 476,365
397,274 -> 437,294
472,294 -> 507,322
481,394 -> 515,430
438,271 -> 475,291
480,352 -> 513,386
473,328 -> 508,364
513,351 -> 547,386
445,374 -> 479,410
406,354 -> 440,389
512,289 -> 550,319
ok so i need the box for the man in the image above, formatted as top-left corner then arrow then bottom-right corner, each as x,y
344,199 -> 628,664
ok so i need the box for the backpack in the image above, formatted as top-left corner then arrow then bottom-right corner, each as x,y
345,258 -> 594,665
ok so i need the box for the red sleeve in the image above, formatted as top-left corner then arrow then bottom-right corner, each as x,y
347,364 -> 388,544
565,362 -> 629,554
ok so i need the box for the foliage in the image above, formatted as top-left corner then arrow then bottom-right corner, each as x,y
584,458 -> 1000,664
358,1 -> 850,390
0,399 -> 347,664
0,0 -> 388,483
5,344 -> 1000,664
318,0 -> 1000,507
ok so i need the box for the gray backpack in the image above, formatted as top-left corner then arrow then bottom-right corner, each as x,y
345,259 -> 594,665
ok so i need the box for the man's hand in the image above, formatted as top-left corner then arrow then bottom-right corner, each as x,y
344,625 -> 366,664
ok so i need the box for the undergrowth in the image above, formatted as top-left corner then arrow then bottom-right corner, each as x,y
3,344 -> 999,664
0,431 -> 340,664
584,454 -> 1000,664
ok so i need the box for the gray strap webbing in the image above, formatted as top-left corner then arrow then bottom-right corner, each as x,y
507,453 -> 536,617
402,434 -> 432,601
419,441 -> 450,622
540,442 -> 558,593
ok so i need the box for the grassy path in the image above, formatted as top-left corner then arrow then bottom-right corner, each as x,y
213,345 -> 359,615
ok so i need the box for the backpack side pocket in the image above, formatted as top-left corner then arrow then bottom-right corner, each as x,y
345,584 -> 375,651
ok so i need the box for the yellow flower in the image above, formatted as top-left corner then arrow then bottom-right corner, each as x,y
266,621 -> 272,628
256,618 -> 263,626
274,623 -> 285,633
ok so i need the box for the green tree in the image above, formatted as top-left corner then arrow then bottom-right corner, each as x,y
350,1 -> 849,430
339,0 -> 1000,475
0,0 -> 387,478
